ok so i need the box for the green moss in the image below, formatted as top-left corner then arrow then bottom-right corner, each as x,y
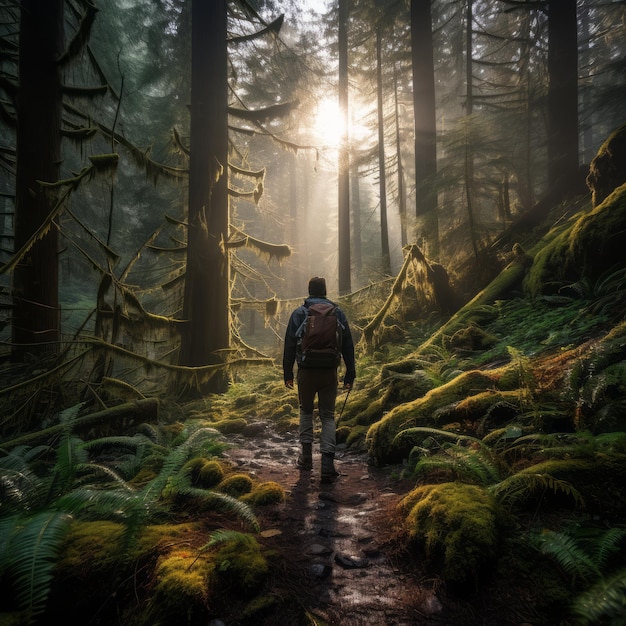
268,403 -> 296,420
136,523 -> 204,558
147,549 -> 212,621
240,593 -> 278,619
366,369 -> 507,465
345,424 -> 369,450
209,534 -> 269,594
198,459 -> 225,487
57,521 -> 125,572
213,418 -> 248,434
241,481 -> 286,505
0,613 -> 28,626
399,482 -> 500,585
524,184 -> 626,295
233,393 -> 258,408
447,324 -> 499,353
568,183 -> 626,279
443,389 -> 522,422
216,473 -> 254,497
181,456 -> 208,483
336,425 -> 351,444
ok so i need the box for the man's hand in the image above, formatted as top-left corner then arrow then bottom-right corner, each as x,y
343,382 -> 352,391
285,379 -> 294,389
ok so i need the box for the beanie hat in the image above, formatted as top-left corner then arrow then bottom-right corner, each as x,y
308,276 -> 326,297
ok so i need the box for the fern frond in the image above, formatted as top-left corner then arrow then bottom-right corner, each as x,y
392,426 -> 487,450
413,446 -> 501,485
0,447 -> 50,512
140,427 -> 212,502
8,511 -> 73,617
177,486 -> 259,532
491,472 -> 585,509
591,527 -> 626,568
74,462 -> 134,490
202,529 -> 258,549
80,434 -> 157,457
532,530 -> 600,582
55,488 -> 151,523
572,567 -> 626,625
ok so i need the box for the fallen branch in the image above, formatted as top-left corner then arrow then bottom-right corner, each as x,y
0,398 -> 159,449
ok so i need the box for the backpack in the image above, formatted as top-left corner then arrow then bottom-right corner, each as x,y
296,302 -> 343,368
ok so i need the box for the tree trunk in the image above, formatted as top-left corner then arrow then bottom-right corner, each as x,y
337,0 -> 351,294
547,0 -> 579,192
350,161 -> 363,279
376,26 -> 391,276
11,0 -> 64,362
410,0 -> 439,259
393,62 -> 408,248
178,0 -> 229,394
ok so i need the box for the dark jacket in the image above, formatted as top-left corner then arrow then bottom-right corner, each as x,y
282,296 -> 356,386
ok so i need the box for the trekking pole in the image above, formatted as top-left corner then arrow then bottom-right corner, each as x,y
337,387 -> 351,423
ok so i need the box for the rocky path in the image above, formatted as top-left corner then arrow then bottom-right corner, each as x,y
223,422 -> 444,625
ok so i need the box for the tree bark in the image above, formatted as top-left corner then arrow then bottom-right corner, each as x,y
547,0 -> 579,193
178,0 -> 229,394
411,0 -> 439,259
376,26 -> 391,276
11,0 -> 64,362
338,0 -> 351,294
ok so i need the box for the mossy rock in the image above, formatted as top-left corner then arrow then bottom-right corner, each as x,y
447,324 -> 499,353
366,369 -> 509,465
213,417 -> 248,434
586,123 -> 626,208
510,452 -> 626,517
198,459 -> 225,487
240,593 -> 279,619
269,403 -> 295,420
57,521 -> 126,574
432,389 -> 521,427
399,482 -> 501,585
209,533 -> 269,594
345,424 -> 369,450
524,183 -> 626,294
233,393 -> 258,408
336,425 -> 351,444
217,473 -> 254,497
146,549 -> 212,622
241,481 -> 286,506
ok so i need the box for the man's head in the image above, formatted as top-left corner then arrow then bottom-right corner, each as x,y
308,276 -> 326,297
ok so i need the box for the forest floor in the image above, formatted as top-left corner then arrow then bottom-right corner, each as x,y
221,414 -> 519,626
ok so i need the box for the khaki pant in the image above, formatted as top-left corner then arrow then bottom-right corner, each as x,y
296,367 -> 338,454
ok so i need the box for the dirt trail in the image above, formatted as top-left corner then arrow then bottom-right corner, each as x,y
223,421 -> 443,625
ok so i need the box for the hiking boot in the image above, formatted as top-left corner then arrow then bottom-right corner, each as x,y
296,443 -> 313,470
320,452 -> 339,484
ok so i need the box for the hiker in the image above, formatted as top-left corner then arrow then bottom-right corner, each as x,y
283,276 -> 356,483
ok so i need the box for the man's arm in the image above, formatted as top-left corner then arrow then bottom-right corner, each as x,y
338,310 -> 356,387
282,307 -> 303,386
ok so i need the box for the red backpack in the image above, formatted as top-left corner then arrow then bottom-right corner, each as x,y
296,302 -> 342,368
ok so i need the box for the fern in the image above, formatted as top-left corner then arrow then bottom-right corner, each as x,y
203,528 -> 259,549
0,446 -> 50,513
572,568 -> 626,625
6,511 -> 73,619
413,445 -> 501,485
534,522 -> 626,625
490,472 -> 585,509
532,530 -> 600,582
393,426 -> 488,450
139,427 -> 209,503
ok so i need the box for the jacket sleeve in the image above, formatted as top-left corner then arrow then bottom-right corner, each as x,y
282,307 -> 304,382
338,310 -> 356,385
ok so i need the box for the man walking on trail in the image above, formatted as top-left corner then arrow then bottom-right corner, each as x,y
283,276 -> 356,484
